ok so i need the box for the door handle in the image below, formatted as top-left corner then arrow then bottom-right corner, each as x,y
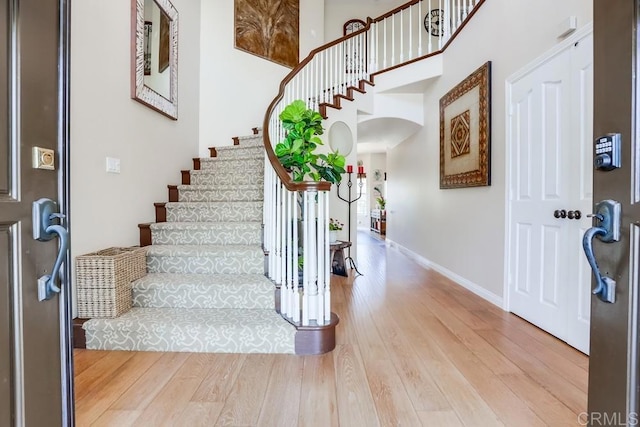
33,198 -> 69,301
582,200 -> 621,303
567,210 -> 582,220
554,209 -> 567,218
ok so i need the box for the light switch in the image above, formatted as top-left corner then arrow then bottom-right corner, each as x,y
106,157 -> 121,174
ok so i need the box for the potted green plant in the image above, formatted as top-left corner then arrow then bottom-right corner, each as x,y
329,218 -> 343,243
274,100 -> 346,183
374,186 -> 386,211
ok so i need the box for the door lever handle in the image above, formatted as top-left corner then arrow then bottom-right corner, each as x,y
581,200 -> 621,304
39,223 -> 69,299
583,226 -> 615,303
32,198 -> 69,301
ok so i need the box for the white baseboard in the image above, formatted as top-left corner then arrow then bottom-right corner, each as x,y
386,239 -> 504,309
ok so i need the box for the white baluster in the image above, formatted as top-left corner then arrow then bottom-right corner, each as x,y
275,181 -> 282,285
292,191 -> 300,322
333,44 -> 337,99
314,57 -> 319,108
408,4 -> 413,61
427,0 -> 433,53
264,161 -> 270,279
323,191 -> 331,322
418,0 -> 423,56
280,183 -> 287,299
316,191 -> 325,325
307,59 -> 312,108
383,19 -> 387,69
391,13 -> 395,66
345,38 -> 350,92
309,192 -> 318,323
360,33 -> 365,82
438,0 -> 443,49
320,50 -> 325,104
302,191 -> 312,325
281,188 -> 290,318
269,174 -> 277,281
288,190 -> 296,319
372,22 -> 378,73
399,10 -> 404,63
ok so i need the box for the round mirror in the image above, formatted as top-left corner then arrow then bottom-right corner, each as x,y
328,121 -> 354,156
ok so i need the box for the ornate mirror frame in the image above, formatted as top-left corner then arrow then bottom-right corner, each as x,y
131,0 -> 178,119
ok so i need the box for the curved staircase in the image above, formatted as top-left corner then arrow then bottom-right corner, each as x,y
82,132 -> 299,354
78,0 -> 486,356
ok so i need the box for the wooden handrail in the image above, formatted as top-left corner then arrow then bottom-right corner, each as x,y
370,0 -> 486,79
262,18 -> 373,193
262,0 -> 486,192
373,0 -> 423,22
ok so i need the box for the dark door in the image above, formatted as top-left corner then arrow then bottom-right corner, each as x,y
588,0 -> 640,421
0,0 -> 72,426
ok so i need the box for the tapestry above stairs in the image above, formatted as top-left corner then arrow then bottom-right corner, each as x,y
82,132 -> 298,354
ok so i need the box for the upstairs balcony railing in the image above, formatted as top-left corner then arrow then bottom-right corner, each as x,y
262,0 -> 485,327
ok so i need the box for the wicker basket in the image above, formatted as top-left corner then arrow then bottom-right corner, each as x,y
75,246 -> 147,318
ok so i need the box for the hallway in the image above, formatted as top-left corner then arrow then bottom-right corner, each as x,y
74,231 -> 587,426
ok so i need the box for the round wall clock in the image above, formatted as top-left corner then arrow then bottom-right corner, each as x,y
424,9 -> 444,37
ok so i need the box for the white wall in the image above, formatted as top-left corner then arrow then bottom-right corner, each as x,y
324,0 -> 407,42
360,153 -> 387,211
301,0 -> 325,57
70,0 -> 201,259
387,0 -> 592,299
199,0 -> 326,156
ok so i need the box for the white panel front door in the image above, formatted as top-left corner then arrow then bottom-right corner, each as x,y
507,31 -> 593,354
566,33 -> 594,353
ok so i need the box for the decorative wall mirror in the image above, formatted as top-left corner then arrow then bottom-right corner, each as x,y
131,0 -> 178,119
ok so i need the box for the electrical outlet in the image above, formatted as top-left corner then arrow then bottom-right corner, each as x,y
106,157 -> 121,174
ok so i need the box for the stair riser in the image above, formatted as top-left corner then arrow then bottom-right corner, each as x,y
233,136 -> 263,147
178,189 -> 263,202
147,255 -> 264,274
151,228 -> 261,245
85,330 -> 294,354
132,286 -> 273,309
190,173 -> 263,186
199,158 -> 263,172
166,203 -> 262,222
215,147 -> 264,159
83,307 -> 295,354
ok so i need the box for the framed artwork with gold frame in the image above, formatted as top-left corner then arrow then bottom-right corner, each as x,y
439,61 -> 491,189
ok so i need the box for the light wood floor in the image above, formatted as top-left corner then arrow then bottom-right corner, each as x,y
74,231 -> 588,426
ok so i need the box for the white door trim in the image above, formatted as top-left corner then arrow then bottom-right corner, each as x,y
503,22 -> 594,312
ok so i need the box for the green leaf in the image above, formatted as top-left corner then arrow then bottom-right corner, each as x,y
279,100 -> 307,123
291,139 -> 303,152
309,136 -> 323,145
277,100 -> 346,184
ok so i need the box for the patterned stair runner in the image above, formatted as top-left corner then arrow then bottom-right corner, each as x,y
83,133 -> 296,354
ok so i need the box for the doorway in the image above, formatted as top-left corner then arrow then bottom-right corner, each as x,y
505,25 -> 593,354
0,0 -> 73,425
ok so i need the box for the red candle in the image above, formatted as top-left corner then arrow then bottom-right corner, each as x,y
346,164 -> 353,173
358,165 -> 364,174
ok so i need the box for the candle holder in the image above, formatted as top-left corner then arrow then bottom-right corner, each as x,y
336,170 -> 364,276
